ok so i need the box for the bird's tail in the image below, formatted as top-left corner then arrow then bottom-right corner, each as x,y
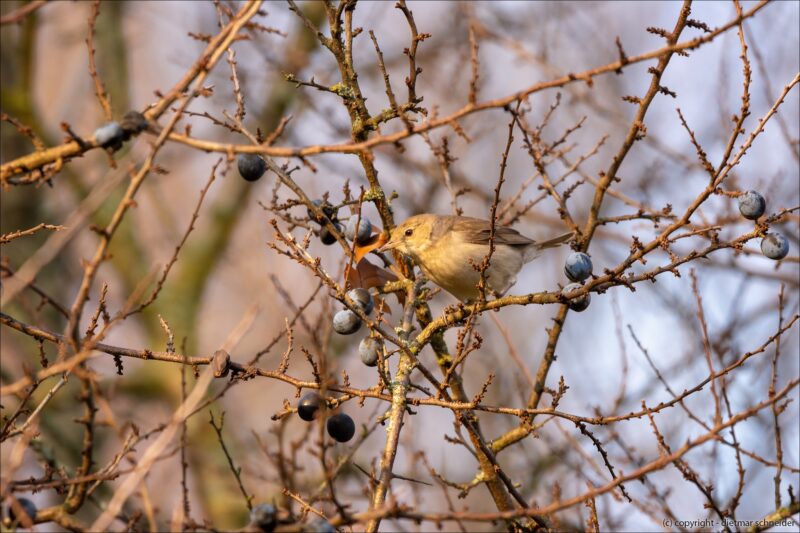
523,231 -> 575,263
538,231 -> 575,249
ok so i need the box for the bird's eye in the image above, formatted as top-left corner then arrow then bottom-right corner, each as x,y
404,228 -> 414,237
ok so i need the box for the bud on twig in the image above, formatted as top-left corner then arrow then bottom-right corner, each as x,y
212,349 -> 231,378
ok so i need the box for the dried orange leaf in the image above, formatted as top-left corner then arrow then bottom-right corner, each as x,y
354,232 -> 387,264
347,258 -> 396,289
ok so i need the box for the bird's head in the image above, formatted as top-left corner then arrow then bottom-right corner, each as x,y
378,214 -> 439,259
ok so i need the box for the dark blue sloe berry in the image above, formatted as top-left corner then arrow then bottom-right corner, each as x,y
6,497 -> 37,524
563,282 -> 590,312
738,190 -> 766,220
358,337 -> 381,367
298,392 -> 322,421
249,503 -> 277,532
120,110 -> 148,138
326,413 -> 355,442
237,154 -> 266,182
320,222 -> 342,245
333,310 -> 361,335
761,233 -> 789,260
94,122 -> 125,149
346,288 -> 374,315
564,252 -> 593,282
308,200 -> 338,224
345,217 -> 372,244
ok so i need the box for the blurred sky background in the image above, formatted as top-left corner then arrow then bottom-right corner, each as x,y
1,1 -> 799,530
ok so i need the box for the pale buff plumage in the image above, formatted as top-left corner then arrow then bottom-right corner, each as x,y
379,214 -> 573,301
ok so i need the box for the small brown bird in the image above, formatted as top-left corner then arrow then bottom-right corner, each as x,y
379,214 -> 573,301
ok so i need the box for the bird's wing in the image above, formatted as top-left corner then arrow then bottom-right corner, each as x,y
452,217 -> 536,247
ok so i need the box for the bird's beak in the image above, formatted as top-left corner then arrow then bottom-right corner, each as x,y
377,238 -> 400,254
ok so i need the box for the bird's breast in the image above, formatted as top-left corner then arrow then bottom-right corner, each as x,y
416,242 -> 524,301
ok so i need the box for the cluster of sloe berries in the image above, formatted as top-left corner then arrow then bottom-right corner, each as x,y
307,199 -> 341,245
333,288 -> 373,335
305,198 -> 374,247
297,391 -> 356,443
562,251 -> 593,312
737,190 -> 790,260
